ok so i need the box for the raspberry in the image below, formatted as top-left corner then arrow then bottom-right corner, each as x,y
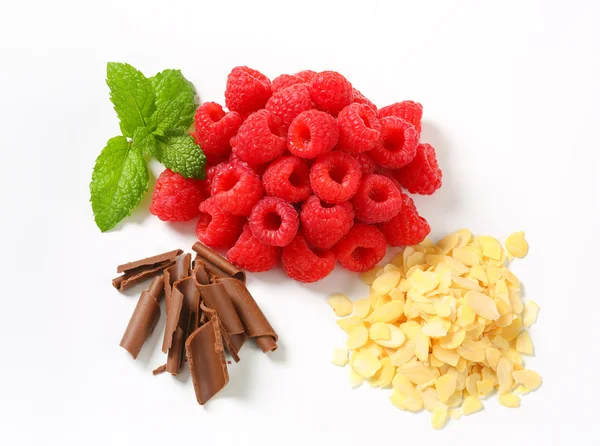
351,152 -> 377,176
271,74 -> 304,93
300,195 -> 355,249
282,235 -> 336,283
262,155 -> 312,203
265,83 -> 313,128
309,151 -> 361,203
334,224 -> 386,272
231,109 -> 287,165
192,102 -> 243,164
378,101 -> 423,134
287,110 -> 339,159
227,225 -> 280,272
211,163 -> 263,216
150,169 -> 205,222
393,143 -> 442,195
352,88 -> 376,110
337,103 -> 382,153
352,174 -> 403,224
378,193 -> 430,246
249,197 -> 299,247
294,70 -> 317,82
196,198 -> 245,248
225,66 -> 271,117
369,116 -> 419,169
309,71 -> 353,116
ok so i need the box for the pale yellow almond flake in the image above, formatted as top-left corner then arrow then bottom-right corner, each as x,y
449,408 -> 462,420
346,325 -> 369,350
392,373 -> 415,394
513,385 -> 530,395
462,395 -> 483,415
352,350 -> 382,378
478,235 -> 502,260
389,287 -> 405,301
372,358 -> 395,387
390,252 -> 404,268
372,271 -> 402,295
440,329 -> 466,350
406,251 -> 426,272
481,367 -> 498,386
476,379 -> 494,396
422,317 -> 449,338
365,301 -> 405,324
431,407 -> 449,430
432,345 -> 460,367
327,293 -> 353,317
397,362 -> 439,385
353,298 -> 371,318
359,341 -> 384,358
435,374 -> 457,402
349,368 -> 364,388
465,290 -> 500,321
515,331 -> 534,355
369,322 -> 391,341
499,393 -> 521,408
485,265 -> 502,285
359,266 -> 382,285
469,264 -> 488,285
444,256 -> 470,275
485,347 -> 501,369
374,324 -> 406,348
457,304 -> 476,326
438,232 -> 460,254
453,276 -> 482,291
497,357 -> 514,393
501,267 -> 520,287
502,316 -> 523,341
336,316 -> 364,333
452,246 -> 481,267
523,300 -> 540,328
457,339 -> 486,362
513,369 -> 542,390
505,231 -> 529,258
390,340 -> 416,366
400,321 -> 421,340
390,391 -> 408,410
332,348 -> 349,366
465,373 -> 482,395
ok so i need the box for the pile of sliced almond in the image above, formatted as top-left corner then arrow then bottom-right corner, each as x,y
328,229 -> 541,429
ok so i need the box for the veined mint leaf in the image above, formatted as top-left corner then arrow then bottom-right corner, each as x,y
149,69 -> 197,134
90,136 -> 149,232
107,63 -> 156,137
154,134 -> 206,179
133,126 -> 157,156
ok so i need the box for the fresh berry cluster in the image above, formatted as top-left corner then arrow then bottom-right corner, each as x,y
150,67 -> 442,282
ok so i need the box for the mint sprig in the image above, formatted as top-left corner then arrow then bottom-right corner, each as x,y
90,63 -> 205,232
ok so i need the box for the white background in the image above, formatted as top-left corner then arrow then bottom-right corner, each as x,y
1,1 -> 599,445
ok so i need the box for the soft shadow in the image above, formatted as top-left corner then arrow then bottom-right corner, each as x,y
212,343 -> 259,401
168,220 -> 199,236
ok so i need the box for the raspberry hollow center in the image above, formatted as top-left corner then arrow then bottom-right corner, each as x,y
329,164 -> 347,184
264,212 -> 283,231
219,171 -> 240,192
288,170 -> 304,187
209,108 -> 225,122
297,123 -> 312,147
369,186 -> 389,203
352,246 -> 372,262
383,130 -> 405,152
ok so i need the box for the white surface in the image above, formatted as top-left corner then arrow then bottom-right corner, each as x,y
1,1 -> 599,444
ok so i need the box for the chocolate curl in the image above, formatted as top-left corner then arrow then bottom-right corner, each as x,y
199,282 -> 247,362
218,278 -> 278,353
192,260 -> 211,286
166,327 -> 185,375
186,306 -> 229,405
192,242 -> 246,283
120,276 -> 163,359
112,249 -> 182,291
161,276 -> 200,354
164,253 -> 191,301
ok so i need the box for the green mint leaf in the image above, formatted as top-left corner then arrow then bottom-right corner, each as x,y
133,126 -> 157,156
90,136 -> 149,232
106,63 -> 156,137
154,134 -> 206,179
149,69 -> 197,134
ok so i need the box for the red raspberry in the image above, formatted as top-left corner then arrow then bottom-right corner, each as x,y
294,70 -> 317,82
262,155 -> 312,203
351,152 -> 377,176
309,71 -> 353,116
271,74 -> 304,93
352,174 -> 403,224
265,83 -> 313,128
227,225 -> 280,272
369,116 -> 419,169
211,163 -> 263,216
192,102 -> 243,164
393,143 -> 442,195
287,110 -> 339,159
195,198 -> 245,248
352,88 -> 376,110
282,235 -> 336,283
224,66 -> 271,117
378,193 -> 430,246
231,109 -> 287,165
300,195 -> 355,249
334,224 -> 386,272
150,169 -> 205,222
310,151 -> 361,203
249,197 -> 299,247
378,101 -> 423,134
337,103 -> 382,153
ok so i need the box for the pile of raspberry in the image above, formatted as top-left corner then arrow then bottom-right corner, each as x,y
150,67 -> 442,283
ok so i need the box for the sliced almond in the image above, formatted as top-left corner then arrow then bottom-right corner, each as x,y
327,293 -> 353,317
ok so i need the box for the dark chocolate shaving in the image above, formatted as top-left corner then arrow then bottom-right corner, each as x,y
186,313 -> 229,405
192,260 -> 211,286
117,249 -> 183,273
164,253 -> 191,301
199,282 -> 246,362
192,242 -> 246,283
166,327 -> 185,375
218,278 -> 278,353
112,260 -> 177,292
120,276 -> 164,359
